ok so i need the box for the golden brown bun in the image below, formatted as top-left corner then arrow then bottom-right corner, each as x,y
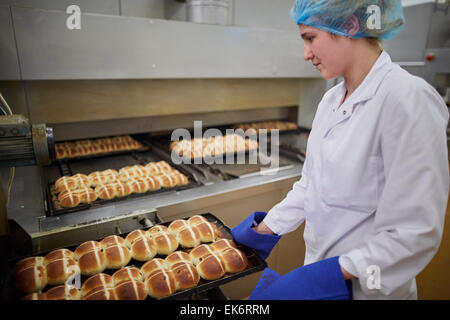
140,176 -> 161,191
13,256 -> 45,277
14,265 -> 47,293
54,176 -> 77,193
147,225 -> 169,236
125,229 -> 148,246
77,249 -> 107,276
165,251 -> 191,269
100,235 -> 126,248
114,280 -> 147,300
189,244 -> 216,266
46,257 -> 80,285
81,273 -> 113,297
104,245 -> 132,269
196,254 -> 225,280
111,181 -> 132,197
171,262 -> 200,291
145,270 -> 176,299
94,183 -> 116,200
176,225 -> 201,248
112,266 -> 143,286
168,219 -> 190,235
141,258 -> 167,279
151,232 -> 178,255
45,285 -> 81,300
187,215 -> 208,226
73,241 -> 103,260
58,190 -> 81,208
129,236 -> 157,261
126,178 -> 148,193
218,247 -> 248,273
195,222 -> 218,243
71,173 -> 91,188
209,239 -> 237,253
82,287 -> 117,300
22,292 -> 47,300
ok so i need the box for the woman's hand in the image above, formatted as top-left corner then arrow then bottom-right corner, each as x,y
253,221 -> 275,235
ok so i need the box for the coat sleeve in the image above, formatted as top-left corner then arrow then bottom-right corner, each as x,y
339,78 -> 449,297
263,157 -> 308,235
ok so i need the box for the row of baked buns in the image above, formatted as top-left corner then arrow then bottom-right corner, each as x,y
169,133 -> 259,160
52,161 -> 189,209
55,135 -> 143,159
13,216 -> 219,294
22,238 -> 247,300
232,120 -> 298,133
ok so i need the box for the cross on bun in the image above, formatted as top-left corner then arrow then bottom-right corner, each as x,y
74,187 -> 97,203
111,181 -> 132,198
150,232 -> 178,256
176,225 -> 201,248
171,262 -> 200,291
114,279 -> 147,300
13,263 -> 47,294
168,219 -> 190,235
22,292 -> 47,300
45,285 -> 81,300
57,190 -> 81,208
165,251 -> 191,269
74,241 -> 107,276
54,176 -> 77,193
145,269 -> 176,299
209,238 -> 237,253
195,221 -> 218,243
100,236 -> 131,269
112,266 -> 143,286
126,229 -> 157,261
218,247 -> 248,274
81,273 -> 114,298
45,256 -> 80,286
187,215 -> 208,226
82,287 -> 117,300
196,252 -> 225,281
189,244 -> 217,266
141,258 -> 168,280
94,183 -> 116,200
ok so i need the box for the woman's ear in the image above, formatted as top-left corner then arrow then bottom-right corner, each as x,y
343,15 -> 359,37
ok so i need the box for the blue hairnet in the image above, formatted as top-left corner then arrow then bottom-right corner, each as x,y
290,0 -> 405,40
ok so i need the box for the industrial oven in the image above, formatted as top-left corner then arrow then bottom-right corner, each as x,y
0,0 -> 447,300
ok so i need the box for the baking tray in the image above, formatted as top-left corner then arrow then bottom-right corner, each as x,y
54,135 -> 150,163
5,213 -> 267,300
44,149 -> 202,217
148,134 -> 259,166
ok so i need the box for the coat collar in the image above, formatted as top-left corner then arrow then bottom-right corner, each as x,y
343,50 -> 394,105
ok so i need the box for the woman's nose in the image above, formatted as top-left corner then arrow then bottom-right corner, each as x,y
303,45 -> 313,61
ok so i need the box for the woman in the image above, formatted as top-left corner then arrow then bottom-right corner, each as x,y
232,0 -> 449,300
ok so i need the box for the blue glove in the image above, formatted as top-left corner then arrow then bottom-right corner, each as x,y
249,256 -> 353,300
231,212 -> 281,260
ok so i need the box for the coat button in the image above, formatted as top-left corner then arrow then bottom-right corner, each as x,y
343,110 -> 347,115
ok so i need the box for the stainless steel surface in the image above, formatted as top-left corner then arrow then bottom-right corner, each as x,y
383,2 -> 434,62
9,6 -> 316,80
31,123 -> 52,166
186,0 -> 230,26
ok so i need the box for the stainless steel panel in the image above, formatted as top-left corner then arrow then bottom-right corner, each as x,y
121,0 -> 165,19
0,6 -> 20,80
384,3 -> 434,62
10,6 -> 317,80
0,0 -> 120,15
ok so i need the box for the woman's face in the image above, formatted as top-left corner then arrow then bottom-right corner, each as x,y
299,24 -> 352,80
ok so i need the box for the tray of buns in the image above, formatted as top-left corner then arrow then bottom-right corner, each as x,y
54,135 -> 149,162
45,149 -> 201,216
8,213 -> 267,300
150,133 -> 259,166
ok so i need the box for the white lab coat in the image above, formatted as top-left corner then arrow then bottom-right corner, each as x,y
263,51 -> 449,299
